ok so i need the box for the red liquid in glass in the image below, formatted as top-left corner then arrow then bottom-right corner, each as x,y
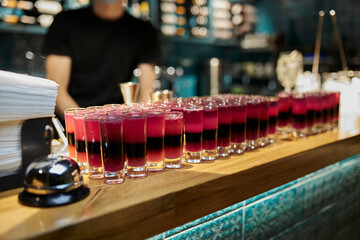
123,117 -> 147,167
164,116 -> 183,159
246,102 -> 260,141
231,104 -> 246,143
292,97 -> 307,129
146,114 -> 165,163
203,108 -> 218,150
74,117 -> 86,163
259,100 -> 269,138
84,118 -> 102,168
268,101 -> 278,135
100,120 -> 125,172
217,105 -> 231,147
184,108 -> 203,152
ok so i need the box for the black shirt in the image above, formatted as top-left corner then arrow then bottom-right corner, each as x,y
42,7 -> 161,107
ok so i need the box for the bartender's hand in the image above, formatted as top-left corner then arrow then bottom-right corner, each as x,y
46,54 -> 79,120
138,63 -> 156,103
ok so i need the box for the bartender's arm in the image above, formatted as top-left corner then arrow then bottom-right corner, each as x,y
46,54 -> 78,120
138,63 -> 156,103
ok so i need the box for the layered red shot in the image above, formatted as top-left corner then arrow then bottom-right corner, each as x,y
202,104 -> 218,151
217,100 -> 232,147
73,109 -> 87,173
277,92 -> 291,132
258,97 -> 269,146
268,97 -> 279,136
64,108 -> 82,160
123,110 -> 147,178
246,97 -> 260,149
146,109 -> 165,172
165,114 -> 183,159
184,107 -> 203,152
292,92 -> 307,137
100,117 -> 125,172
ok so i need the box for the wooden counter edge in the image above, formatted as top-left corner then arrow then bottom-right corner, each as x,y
28,134 -> 360,240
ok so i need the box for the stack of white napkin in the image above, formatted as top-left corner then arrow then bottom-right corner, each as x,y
0,70 -> 58,174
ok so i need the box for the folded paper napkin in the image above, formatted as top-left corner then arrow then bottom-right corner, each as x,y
0,71 -> 58,173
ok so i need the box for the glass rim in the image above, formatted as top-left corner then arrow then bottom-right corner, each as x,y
64,107 -> 85,114
166,111 -> 183,119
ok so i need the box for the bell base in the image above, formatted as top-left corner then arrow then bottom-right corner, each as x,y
18,185 -> 90,208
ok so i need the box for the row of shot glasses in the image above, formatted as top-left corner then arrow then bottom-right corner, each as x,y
63,91 -> 340,184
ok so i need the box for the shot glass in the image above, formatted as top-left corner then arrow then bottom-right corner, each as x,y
258,97 -> 269,147
202,101 -> 218,161
246,97 -> 260,150
123,110 -> 147,178
145,109 -> 165,172
73,108 -> 88,174
292,92 -> 307,138
313,92 -> 323,134
305,92 -> 316,135
267,97 -> 278,144
321,92 -> 331,132
164,111 -> 184,168
332,91 -> 340,129
184,104 -> 203,164
99,114 -> 126,184
230,97 -> 247,154
216,98 -> 232,157
64,108 -> 84,160
277,91 -> 291,135
84,108 -> 107,179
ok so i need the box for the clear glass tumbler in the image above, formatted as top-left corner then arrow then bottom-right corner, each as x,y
99,114 -> 126,184
164,111 -> 184,168
123,110 -> 147,178
184,104 -> 203,164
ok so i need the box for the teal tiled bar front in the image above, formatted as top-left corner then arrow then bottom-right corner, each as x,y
150,154 -> 360,240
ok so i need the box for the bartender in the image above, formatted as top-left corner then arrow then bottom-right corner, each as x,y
42,0 -> 162,120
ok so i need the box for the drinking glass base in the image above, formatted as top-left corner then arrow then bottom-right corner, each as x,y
246,140 -> 258,151
127,166 -> 147,179
217,146 -> 231,157
267,134 -> 276,144
89,166 -> 104,179
165,157 -> 183,169
146,161 -> 165,172
257,137 -> 268,147
230,142 -> 245,155
104,171 -> 125,184
201,149 -> 217,161
77,162 -> 89,175
293,129 -> 307,138
185,151 -> 202,164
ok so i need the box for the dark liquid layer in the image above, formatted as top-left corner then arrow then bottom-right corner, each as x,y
102,141 -> 125,172
292,114 -> 307,129
259,120 -> 268,137
67,132 -> 75,146
218,124 -> 230,139
231,123 -> 245,142
86,141 -> 101,155
246,118 -> 259,140
307,110 -> 315,126
185,132 -> 202,143
75,140 -> 86,153
269,116 -> 277,126
322,109 -> 330,123
203,129 -> 217,141
203,129 -> 217,150
147,137 -> 164,152
185,132 -> 202,151
278,111 -> 289,126
165,134 -> 183,148
125,142 -> 146,159
315,110 -> 322,122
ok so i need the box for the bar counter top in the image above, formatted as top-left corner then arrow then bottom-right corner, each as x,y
1,122 -> 360,240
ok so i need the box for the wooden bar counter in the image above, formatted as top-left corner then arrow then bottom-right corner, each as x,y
1,125 -> 360,240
